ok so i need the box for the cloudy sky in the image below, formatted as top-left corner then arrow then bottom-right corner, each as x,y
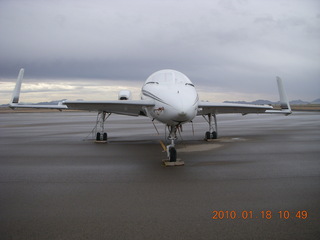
0,0 -> 319,104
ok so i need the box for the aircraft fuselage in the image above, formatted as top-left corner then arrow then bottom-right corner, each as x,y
141,69 -> 199,126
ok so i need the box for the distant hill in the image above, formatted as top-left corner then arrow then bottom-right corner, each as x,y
311,98 -> 320,104
1,100 -> 66,107
224,98 -> 320,105
289,100 -> 310,105
251,100 -> 274,105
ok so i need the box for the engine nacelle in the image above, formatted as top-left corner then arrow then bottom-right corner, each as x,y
118,90 -> 132,100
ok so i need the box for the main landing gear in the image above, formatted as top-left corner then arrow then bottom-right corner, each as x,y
203,113 -> 218,140
94,111 -> 111,142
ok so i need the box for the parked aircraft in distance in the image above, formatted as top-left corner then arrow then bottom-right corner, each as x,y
10,68 -> 291,162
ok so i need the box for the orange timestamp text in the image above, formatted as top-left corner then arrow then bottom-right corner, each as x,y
211,210 -> 308,220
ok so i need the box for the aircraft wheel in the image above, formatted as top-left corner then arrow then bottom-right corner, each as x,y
212,131 -> 217,139
103,132 -> 108,141
96,132 -> 101,141
169,147 -> 177,162
205,131 -> 211,140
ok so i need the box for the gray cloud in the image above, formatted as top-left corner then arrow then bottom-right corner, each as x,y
0,0 -> 319,102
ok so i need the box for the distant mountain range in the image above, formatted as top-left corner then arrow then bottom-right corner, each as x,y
1,100 -> 67,107
223,98 -> 320,105
1,98 -> 320,107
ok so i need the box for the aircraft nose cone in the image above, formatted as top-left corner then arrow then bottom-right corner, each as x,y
174,108 -> 194,122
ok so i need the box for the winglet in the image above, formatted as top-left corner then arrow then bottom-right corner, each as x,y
276,76 -> 291,115
8,68 -> 68,110
10,68 -> 24,104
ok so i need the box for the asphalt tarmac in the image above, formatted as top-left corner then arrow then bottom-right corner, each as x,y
0,111 -> 319,240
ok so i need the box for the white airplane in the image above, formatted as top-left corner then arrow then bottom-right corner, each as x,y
9,68 -> 291,162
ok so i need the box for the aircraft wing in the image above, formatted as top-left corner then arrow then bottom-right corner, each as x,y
63,100 -> 154,116
198,77 -> 292,116
197,102 -> 273,115
9,68 -> 154,116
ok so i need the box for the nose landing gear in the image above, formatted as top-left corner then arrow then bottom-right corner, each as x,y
166,125 -> 177,162
163,125 -> 184,166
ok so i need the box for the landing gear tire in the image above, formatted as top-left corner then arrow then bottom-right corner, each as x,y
169,147 -> 177,162
96,132 -> 101,141
205,131 -> 211,140
205,131 -> 217,140
103,132 -> 108,141
212,131 -> 217,139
